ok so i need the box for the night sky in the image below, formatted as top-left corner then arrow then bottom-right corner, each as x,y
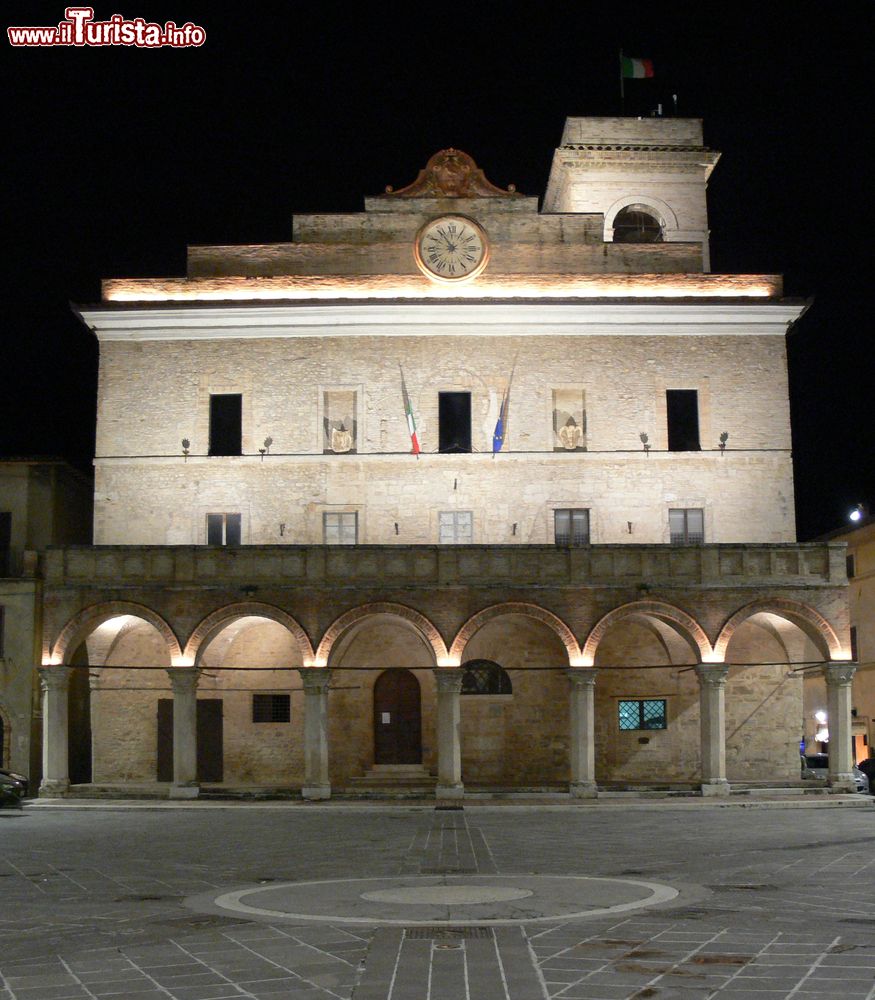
4,3 -> 872,540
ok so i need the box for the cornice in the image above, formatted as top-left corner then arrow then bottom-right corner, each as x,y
76,300 -> 807,342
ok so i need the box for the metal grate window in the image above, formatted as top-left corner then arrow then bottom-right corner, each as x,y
323,511 -> 357,545
460,660 -> 512,695
618,699 -> 667,731
554,508 -> 590,546
252,694 -> 291,723
669,508 -> 704,545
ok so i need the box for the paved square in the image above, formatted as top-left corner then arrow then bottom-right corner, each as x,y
1,799 -> 874,999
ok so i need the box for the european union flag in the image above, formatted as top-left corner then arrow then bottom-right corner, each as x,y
492,391 -> 507,454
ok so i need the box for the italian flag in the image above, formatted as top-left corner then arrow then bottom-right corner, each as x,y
400,366 -> 420,456
621,56 -> 654,79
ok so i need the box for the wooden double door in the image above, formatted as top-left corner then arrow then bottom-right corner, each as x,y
373,670 -> 422,764
156,699 -> 223,782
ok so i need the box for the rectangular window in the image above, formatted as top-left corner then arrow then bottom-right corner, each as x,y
439,510 -> 473,544
209,394 -> 242,456
206,513 -> 242,546
669,508 -> 704,544
552,389 -> 586,451
554,509 -> 590,546
439,392 -> 472,453
323,511 -> 357,545
847,553 -> 856,579
323,390 -> 357,453
850,626 -> 858,661
618,699 -> 667,731
252,694 -> 291,723
666,389 -> 700,451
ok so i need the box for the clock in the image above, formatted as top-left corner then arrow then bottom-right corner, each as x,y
414,215 -> 489,282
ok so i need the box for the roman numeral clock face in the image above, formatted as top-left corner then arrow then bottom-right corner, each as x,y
414,216 -> 489,282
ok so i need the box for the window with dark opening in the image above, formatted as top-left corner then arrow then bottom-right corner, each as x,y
460,660 -> 512,695
618,699 -> 667,731
0,512 -> 11,577
207,513 -> 242,546
666,389 -> 700,451
847,554 -> 856,579
252,694 -> 291,723
209,394 -> 242,456
851,626 -> 858,661
613,207 -> 662,243
669,508 -> 704,544
554,509 -> 590,546
439,392 -> 472,453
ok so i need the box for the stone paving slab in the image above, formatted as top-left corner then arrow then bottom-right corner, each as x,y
2,803 -> 875,999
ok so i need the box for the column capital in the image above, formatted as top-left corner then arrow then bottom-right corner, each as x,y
565,668 -> 598,688
433,667 -> 464,694
39,665 -> 72,692
821,662 -> 856,686
299,667 -> 331,694
167,666 -> 200,695
695,663 -> 730,686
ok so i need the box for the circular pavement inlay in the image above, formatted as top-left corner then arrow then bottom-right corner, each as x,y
360,885 -> 533,905
187,874 -> 682,927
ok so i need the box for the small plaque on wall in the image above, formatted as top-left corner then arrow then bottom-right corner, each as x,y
381,713 -> 391,724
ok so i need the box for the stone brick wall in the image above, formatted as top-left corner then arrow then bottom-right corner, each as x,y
93,333 -> 795,546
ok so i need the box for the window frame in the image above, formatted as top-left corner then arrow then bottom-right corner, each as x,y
252,693 -> 291,724
208,393 -> 243,457
554,508 -> 590,547
323,510 -> 358,545
618,698 -> 668,731
669,508 -> 705,545
666,389 -> 701,452
439,510 -> 473,544
459,660 -> 513,696
438,391 -> 472,453
206,512 -> 242,546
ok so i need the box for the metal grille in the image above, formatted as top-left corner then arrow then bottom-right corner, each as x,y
252,694 -> 291,723
618,699 -> 667,731
554,508 -> 589,547
460,660 -> 512,695
669,508 -> 704,544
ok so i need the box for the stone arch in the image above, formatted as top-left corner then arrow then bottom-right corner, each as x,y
582,600 -> 713,665
604,195 -> 678,241
50,601 -> 182,665
184,602 -> 315,666
316,603 -> 448,666
714,599 -> 843,663
450,603 -> 579,666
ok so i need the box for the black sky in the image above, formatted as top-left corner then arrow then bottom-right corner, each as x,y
3,2 -> 873,539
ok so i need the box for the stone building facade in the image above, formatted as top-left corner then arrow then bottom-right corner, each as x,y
39,118 -> 857,798
0,461 -> 92,781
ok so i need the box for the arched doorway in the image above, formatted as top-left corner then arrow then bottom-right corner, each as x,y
373,670 -> 422,765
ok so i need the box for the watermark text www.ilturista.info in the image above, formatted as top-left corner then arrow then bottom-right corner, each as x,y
8,7 -> 205,47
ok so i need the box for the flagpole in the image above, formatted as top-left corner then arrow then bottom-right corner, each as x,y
619,48 -> 625,114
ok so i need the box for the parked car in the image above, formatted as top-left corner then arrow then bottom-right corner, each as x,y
0,771 -> 23,809
856,757 -> 875,790
0,768 -> 29,798
801,753 -> 869,793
